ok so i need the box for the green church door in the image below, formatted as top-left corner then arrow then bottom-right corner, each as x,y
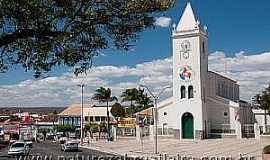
182,113 -> 194,139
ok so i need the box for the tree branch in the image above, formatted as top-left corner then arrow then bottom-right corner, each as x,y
0,29 -> 70,47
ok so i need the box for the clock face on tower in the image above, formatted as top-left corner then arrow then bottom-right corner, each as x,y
181,40 -> 191,59
181,40 -> 190,51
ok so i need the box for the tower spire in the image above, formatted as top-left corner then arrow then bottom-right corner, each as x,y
176,2 -> 197,32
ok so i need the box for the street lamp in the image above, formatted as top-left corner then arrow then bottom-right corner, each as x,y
78,84 -> 85,145
139,85 -> 171,154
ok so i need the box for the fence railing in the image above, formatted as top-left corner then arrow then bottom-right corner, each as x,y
210,124 -> 235,134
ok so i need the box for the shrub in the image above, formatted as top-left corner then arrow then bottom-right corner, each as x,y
85,123 -> 99,133
54,124 -> 75,133
263,145 -> 270,154
263,132 -> 270,135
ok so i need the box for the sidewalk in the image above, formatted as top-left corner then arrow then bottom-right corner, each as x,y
80,137 -> 270,160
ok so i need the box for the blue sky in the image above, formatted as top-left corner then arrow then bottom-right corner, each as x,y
0,0 -> 270,107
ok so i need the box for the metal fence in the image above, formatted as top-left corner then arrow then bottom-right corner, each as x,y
241,124 -> 255,138
116,127 -> 136,137
210,123 -> 235,134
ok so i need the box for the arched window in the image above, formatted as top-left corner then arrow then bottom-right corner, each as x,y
180,86 -> 186,99
188,85 -> 194,99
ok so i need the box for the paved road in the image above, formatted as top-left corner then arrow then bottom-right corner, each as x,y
0,141 -> 117,160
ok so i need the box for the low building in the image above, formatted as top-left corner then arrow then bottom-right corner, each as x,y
252,109 -> 270,134
58,104 -> 114,127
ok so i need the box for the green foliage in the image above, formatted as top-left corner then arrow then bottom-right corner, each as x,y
85,123 -> 99,133
54,124 -> 75,133
263,145 -> 270,154
9,115 -> 21,121
0,0 -> 175,77
254,84 -> 270,111
121,88 -> 153,116
38,128 -> 51,134
99,122 -> 107,132
121,88 -> 139,106
92,87 -> 118,104
92,86 -> 117,140
111,102 -> 126,118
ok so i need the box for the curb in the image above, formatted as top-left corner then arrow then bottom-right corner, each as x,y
79,145 -> 120,156
79,145 -> 148,158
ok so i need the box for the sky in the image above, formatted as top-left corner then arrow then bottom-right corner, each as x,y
0,0 -> 270,107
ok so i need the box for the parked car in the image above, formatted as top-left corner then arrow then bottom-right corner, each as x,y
68,132 -> 76,139
8,141 -> 30,157
46,133 -> 55,140
59,137 -> 67,144
56,132 -> 64,139
61,141 -> 79,152
24,140 -> 33,148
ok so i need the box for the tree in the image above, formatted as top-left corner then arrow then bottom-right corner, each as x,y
121,88 -> 153,115
92,87 -> 117,140
54,124 -> 76,135
85,122 -> 99,139
85,123 -> 99,133
254,85 -> 270,133
121,88 -> 139,107
0,0 -> 175,77
111,102 -> 126,118
136,92 -> 153,111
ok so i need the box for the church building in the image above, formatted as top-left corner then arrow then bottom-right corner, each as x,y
156,2 -> 254,139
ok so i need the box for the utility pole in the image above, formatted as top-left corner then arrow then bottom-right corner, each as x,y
78,84 -> 85,145
139,85 -> 171,154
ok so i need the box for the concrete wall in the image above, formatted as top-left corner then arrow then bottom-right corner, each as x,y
253,109 -> 270,133
206,99 -> 231,133
207,71 -> 239,102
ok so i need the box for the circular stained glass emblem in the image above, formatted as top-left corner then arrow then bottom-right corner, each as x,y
179,66 -> 194,81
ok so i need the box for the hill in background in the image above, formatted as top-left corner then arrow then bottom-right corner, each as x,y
0,107 -> 66,115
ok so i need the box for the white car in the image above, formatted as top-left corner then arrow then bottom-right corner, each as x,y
8,141 -> 30,157
59,137 -> 67,144
61,141 -> 79,152
24,140 -> 33,148
56,132 -> 64,139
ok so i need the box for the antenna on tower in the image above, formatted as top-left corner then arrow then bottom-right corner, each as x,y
225,60 -> 228,74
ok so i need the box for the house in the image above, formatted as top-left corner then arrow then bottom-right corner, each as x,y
58,104 -> 115,127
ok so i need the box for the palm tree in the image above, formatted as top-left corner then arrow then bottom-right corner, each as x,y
136,92 -> 153,111
121,88 -> 138,107
92,87 -> 118,140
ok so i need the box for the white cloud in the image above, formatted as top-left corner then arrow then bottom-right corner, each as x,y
0,51 -> 270,107
208,51 -> 270,101
154,17 -> 172,28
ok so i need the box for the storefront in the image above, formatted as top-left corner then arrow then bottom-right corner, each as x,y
117,118 -> 136,136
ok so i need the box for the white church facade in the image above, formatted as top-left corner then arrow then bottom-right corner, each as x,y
155,3 -> 254,139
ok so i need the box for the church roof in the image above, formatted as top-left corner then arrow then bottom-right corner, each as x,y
208,71 -> 238,84
58,104 -> 112,117
176,2 -> 198,31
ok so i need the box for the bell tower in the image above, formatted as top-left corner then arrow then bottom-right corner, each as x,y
172,2 -> 208,139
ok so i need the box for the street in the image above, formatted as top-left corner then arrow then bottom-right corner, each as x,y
0,141 -> 117,160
